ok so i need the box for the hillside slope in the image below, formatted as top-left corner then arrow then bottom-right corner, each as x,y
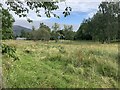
13,25 -> 32,36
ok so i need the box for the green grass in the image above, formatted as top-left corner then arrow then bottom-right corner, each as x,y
2,40 -> 119,88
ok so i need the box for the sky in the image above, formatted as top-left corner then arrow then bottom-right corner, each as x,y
11,0 -> 102,24
2,0 -> 105,30
48,1 -> 101,25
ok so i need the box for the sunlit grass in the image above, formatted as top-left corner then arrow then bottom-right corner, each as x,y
2,40 -> 119,88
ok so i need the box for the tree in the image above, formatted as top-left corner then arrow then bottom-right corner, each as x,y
97,2 -> 119,43
36,23 -> 51,41
39,23 -> 51,32
51,23 -> 60,42
63,25 -> 75,40
75,1 -> 119,43
30,23 -> 51,41
37,29 -> 51,41
1,8 -> 15,40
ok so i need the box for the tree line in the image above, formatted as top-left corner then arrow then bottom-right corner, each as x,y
75,2 -> 119,43
1,1 -> 119,44
19,23 -> 75,41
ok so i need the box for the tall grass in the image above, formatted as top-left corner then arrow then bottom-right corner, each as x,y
2,40 -> 119,88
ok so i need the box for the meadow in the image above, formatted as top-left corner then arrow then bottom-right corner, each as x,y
2,40 -> 119,88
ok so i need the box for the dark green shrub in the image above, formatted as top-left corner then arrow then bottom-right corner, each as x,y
2,44 -> 19,61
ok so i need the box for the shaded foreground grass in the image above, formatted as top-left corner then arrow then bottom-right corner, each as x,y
2,40 -> 119,88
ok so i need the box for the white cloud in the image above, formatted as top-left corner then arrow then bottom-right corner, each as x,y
53,0 -> 101,16
57,0 -> 109,14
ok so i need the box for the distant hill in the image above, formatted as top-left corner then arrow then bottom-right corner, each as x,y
13,25 -> 32,36
14,20 -> 80,31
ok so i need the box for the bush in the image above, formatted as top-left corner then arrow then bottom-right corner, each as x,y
2,44 -> 19,61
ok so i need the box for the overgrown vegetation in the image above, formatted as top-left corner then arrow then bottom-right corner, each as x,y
2,40 -> 119,88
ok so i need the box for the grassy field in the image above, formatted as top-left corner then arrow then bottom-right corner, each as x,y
2,40 -> 119,88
